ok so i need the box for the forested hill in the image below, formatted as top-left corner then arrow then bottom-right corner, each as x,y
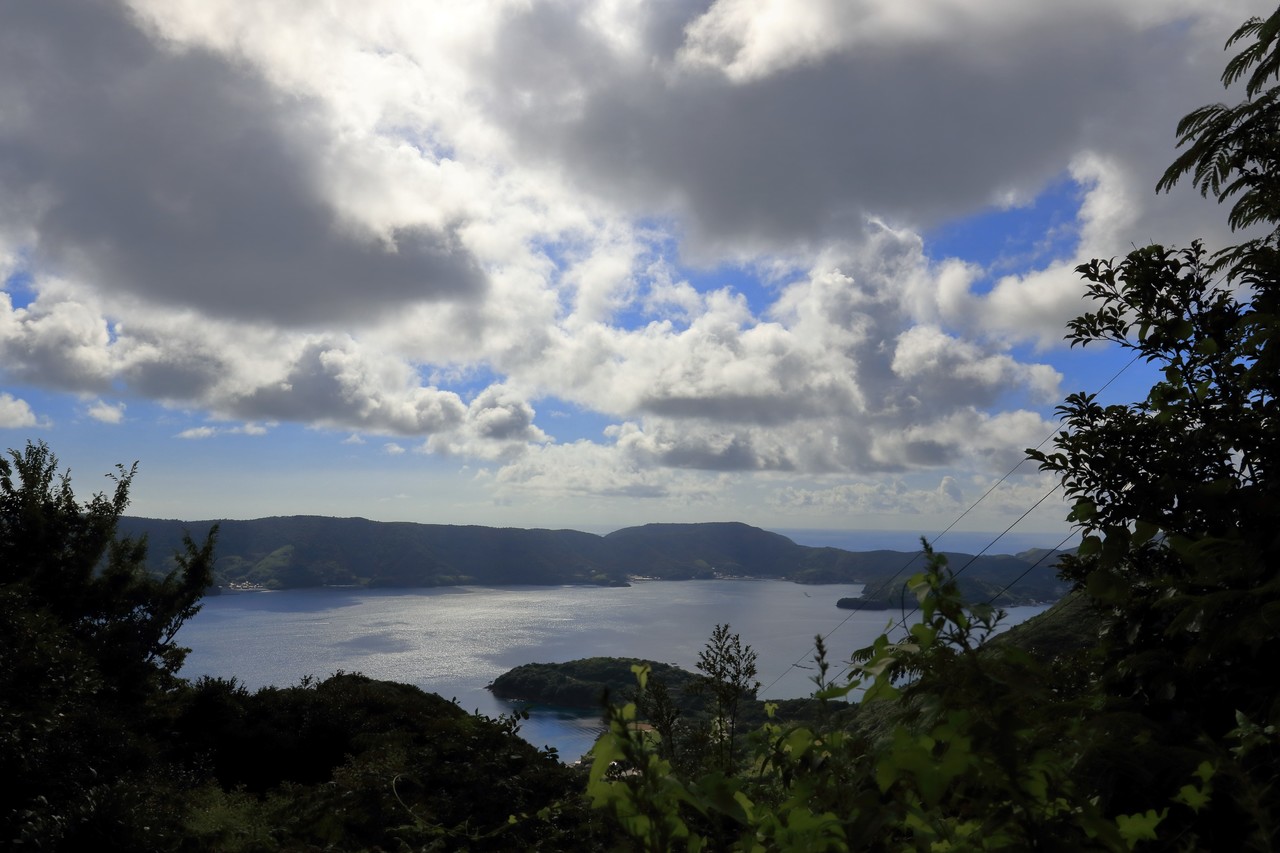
118,516 -> 1070,603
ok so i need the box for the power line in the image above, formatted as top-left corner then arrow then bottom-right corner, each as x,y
756,351 -> 1143,698
759,440 -> 1060,697
879,483 -> 1063,636
980,528 -> 1081,607
821,520 -> 1079,687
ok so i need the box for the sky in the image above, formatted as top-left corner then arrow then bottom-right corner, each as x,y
0,0 -> 1264,544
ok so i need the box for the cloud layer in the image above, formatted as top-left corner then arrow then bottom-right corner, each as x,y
0,0 -> 1257,523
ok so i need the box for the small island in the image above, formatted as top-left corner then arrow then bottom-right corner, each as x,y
488,656 -> 845,738
836,596 -> 893,610
489,657 -> 701,709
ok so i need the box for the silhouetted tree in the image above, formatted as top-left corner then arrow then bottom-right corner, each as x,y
0,440 -> 216,849
694,623 -> 759,770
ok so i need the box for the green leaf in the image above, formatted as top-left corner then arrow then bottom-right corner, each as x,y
1086,569 -> 1122,601
1070,500 -> 1098,523
630,662 -> 650,691
1116,808 -> 1167,848
783,727 -> 815,758
1132,520 -> 1160,546
1194,336 -> 1219,354
1175,783 -> 1211,812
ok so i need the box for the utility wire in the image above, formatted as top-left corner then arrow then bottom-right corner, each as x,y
980,527 -> 1081,608
757,351 -> 1143,699
824,521 -> 1080,687
758,443 -> 1057,697
886,483 -> 1062,630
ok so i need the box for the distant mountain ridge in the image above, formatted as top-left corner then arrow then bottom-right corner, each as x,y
118,516 -> 1071,604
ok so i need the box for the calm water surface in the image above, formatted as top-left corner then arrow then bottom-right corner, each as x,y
177,580 -> 1049,761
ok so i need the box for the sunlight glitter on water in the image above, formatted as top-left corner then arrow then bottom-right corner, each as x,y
178,581 -> 1049,761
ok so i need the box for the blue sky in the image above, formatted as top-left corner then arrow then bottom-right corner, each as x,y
0,0 -> 1258,547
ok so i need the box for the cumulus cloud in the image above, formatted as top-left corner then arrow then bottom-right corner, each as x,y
599,400 -> 1052,479
475,0 -> 1249,259
484,229 -> 1062,481
677,1 -> 1251,83
0,0 -> 485,327
937,475 -> 964,503
426,385 -> 551,461
0,393 -> 40,428
8,306 -> 475,439
86,400 -> 126,424
891,325 -> 1060,403
228,337 -> 468,435
770,469 -> 1065,529
176,423 -> 269,440
0,290 -> 114,392
0,0 -> 1255,524
493,440 -> 698,500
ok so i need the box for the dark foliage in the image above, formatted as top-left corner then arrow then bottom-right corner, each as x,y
0,442 -> 602,850
0,441 -> 216,850
490,657 -> 703,709
171,673 -> 593,851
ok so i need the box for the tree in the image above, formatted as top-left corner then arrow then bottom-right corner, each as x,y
1158,9 -> 1280,272
588,551 -> 1134,852
632,672 -> 683,762
694,623 -> 760,770
1029,9 -> 1279,725
1024,9 -> 1280,846
0,440 -> 217,689
0,441 -> 217,848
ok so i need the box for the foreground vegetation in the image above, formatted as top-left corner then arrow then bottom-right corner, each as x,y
3,7 -> 1279,849
0,441 -> 599,850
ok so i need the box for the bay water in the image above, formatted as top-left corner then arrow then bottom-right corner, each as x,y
176,580 -> 1049,761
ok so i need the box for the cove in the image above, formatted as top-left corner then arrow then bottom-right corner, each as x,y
176,580 -> 1050,761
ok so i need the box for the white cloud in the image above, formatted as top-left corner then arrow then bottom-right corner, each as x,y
383,442 -> 406,456
86,400 -> 126,424
0,392 -> 40,428
426,384 -> 551,461
1,0 -> 486,327
0,0 -> 1255,526
678,0 -> 1256,83
493,439 -> 704,500
937,475 -> 963,503
0,289 -> 114,392
770,469 -> 1066,530
227,336 -> 469,435
891,326 -> 1061,402
175,423 -> 269,440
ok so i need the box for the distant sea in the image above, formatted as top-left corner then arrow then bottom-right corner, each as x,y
773,528 -> 1078,555
177,580 -> 1051,762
